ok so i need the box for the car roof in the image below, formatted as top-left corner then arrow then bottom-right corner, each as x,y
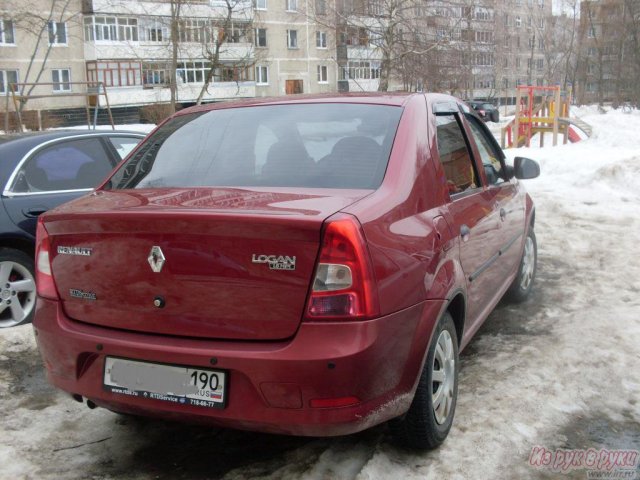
0,129 -> 144,155
176,92 -> 421,117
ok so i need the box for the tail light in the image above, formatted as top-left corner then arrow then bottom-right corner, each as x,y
35,218 -> 59,299
304,213 -> 379,320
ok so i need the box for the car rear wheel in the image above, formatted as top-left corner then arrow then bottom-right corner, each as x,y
390,311 -> 459,450
0,249 -> 37,328
506,229 -> 537,303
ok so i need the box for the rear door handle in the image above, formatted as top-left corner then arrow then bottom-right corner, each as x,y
460,224 -> 470,242
23,207 -> 47,218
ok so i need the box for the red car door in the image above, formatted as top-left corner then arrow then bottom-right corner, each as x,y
463,114 -> 525,285
431,109 -> 502,329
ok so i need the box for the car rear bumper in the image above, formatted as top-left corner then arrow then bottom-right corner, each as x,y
33,297 -> 444,436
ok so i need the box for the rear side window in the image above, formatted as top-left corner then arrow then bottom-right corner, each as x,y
11,138 -> 114,193
108,136 -> 141,160
107,104 -> 402,190
435,114 -> 479,195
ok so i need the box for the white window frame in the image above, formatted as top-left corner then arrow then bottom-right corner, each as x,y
1,19 -> 16,45
255,0 -> 267,10
256,65 -> 269,85
286,0 -> 297,11
287,29 -> 298,48
317,65 -> 328,83
515,16 -> 522,28
0,69 -> 19,95
255,28 -> 267,47
48,21 -> 68,46
52,68 -> 71,92
316,31 -> 327,48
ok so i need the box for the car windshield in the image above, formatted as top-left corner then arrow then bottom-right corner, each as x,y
481,103 -> 494,110
106,103 -> 403,190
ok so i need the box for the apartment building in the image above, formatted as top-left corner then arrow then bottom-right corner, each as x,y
1,0 -> 86,112
577,0 -> 636,104
81,0 -> 255,107
2,0 -> 580,126
253,0 -> 337,96
493,0 -> 552,101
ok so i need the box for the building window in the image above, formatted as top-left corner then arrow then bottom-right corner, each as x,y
226,23 -> 249,43
317,65 -> 328,83
179,19 -> 212,43
475,9 -> 490,21
142,62 -> 170,86
315,0 -> 326,15
84,16 -> 138,42
316,31 -> 327,48
255,28 -> 267,47
339,61 -> 381,80
536,59 -> 544,70
255,0 -> 267,10
52,68 -> 71,92
476,31 -> 492,43
1,19 -> 15,44
287,29 -> 298,48
0,69 -> 19,95
516,57 -> 521,68
528,36 -> 535,48
48,21 -> 67,45
118,18 -> 138,41
141,18 -> 168,42
515,16 -> 522,27
587,47 -> 596,56
503,77 -> 509,89
588,27 -> 596,38
504,14 -> 509,26
538,17 -> 544,29
177,61 -> 210,83
256,65 -> 269,85
286,0 -> 297,11
87,61 -> 142,88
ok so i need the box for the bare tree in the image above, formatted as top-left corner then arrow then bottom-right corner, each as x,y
195,0 -> 253,104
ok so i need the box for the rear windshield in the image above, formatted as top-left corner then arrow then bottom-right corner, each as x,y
107,103 -> 403,190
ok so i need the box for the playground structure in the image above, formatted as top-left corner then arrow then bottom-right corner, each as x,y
3,81 -> 115,133
501,85 -> 592,148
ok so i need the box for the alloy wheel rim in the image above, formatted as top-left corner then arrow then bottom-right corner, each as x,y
0,261 -> 36,328
432,329 -> 455,425
520,236 -> 535,291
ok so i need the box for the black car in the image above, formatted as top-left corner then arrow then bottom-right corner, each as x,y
0,130 -> 145,328
467,101 -> 500,123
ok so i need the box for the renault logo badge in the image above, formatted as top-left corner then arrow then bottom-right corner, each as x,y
148,246 -> 166,273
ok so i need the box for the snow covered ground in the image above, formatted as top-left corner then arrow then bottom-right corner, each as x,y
1,107 -> 639,480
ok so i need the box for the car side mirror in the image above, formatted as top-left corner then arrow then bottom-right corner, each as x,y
514,157 -> 540,179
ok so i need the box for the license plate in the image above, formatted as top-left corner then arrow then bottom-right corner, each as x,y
103,357 -> 227,409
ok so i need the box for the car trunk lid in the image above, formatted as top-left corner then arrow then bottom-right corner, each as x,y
43,187 -> 370,340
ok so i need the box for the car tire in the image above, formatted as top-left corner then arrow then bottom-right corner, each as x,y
0,248 -> 37,329
506,228 -> 537,303
390,311 -> 459,450
490,111 -> 500,123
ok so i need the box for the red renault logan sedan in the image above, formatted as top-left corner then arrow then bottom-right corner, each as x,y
33,93 -> 539,449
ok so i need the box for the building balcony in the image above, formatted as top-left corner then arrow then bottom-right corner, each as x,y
84,41 -> 254,63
